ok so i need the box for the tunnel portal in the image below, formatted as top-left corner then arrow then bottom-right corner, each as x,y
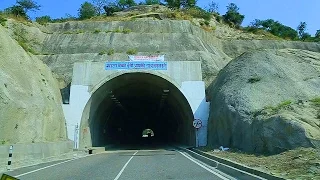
80,72 -> 195,148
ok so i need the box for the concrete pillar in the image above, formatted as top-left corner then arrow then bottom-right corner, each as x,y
181,81 -> 209,147
63,85 -> 91,149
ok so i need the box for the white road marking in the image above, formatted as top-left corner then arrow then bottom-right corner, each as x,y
114,150 -> 138,180
15,154 -> 94,178
178,151 -> 230,180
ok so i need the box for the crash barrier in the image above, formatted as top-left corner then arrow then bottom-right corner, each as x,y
7,146 -> 13,171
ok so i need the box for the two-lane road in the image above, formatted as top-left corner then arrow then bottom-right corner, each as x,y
7,148 -> 230,180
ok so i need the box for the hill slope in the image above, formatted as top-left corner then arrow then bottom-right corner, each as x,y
0,25 -> 66,144
208,49 -> 320,153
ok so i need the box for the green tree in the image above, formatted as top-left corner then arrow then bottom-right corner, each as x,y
297,22 -> 307,39
35,15 -> 51,25
301,33 -> 312,41
207,1 -> 218,13
165,0 -> 180,8
16,0 -> 40,13
183,0 -> 196,8
247,19 -> 298,40
92,0 -> 109,15
314,30 -> 320,42
118,0 -> 136,9
223,3 -> 244,28
145,0 -> 160,5
78,1 -> 96,20
315,30 -> 320,38
4,5 -> 27,19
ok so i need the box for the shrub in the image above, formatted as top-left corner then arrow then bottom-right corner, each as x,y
63,31 -> 74,34
107,49 -> 115,55
185,7 -> 211,21
278,100 -> 292,108
35,15 -> 51,25
75,30 -> 85,34
18,41 -> 38,55
93,29 -> 101,33
266,100 -> 292,112
248,77 -> 261,83
311,97 -> 320,107
145,0 -> 160,5
246,19 -> 298,40
51,15 -> 77,23
0,14 -> 7,26
98,51 -> 106,55
215,15 -> 222,23
201,26 -> 215,32
123,28 -> 131,34
126,48 -> 137,55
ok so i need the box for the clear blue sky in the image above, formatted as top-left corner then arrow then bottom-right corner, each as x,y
0,0 -> 319,35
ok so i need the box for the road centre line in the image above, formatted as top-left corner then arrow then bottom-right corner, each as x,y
178,151 -> 229,180
114,150 -> 139,180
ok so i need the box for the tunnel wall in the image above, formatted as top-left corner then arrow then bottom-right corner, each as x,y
63,61 -> 209,149
72,61 -> 202,88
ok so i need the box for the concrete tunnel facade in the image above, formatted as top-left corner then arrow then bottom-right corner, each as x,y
62,61 -> 209,149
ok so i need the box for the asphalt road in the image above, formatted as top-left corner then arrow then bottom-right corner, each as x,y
5,148 -> 230,180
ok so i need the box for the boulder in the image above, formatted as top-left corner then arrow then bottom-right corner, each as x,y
208,49 -> 320,154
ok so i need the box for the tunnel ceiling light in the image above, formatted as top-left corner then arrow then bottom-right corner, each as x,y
163,89 -> 169,93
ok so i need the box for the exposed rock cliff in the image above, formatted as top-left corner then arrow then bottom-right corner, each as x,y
0,25 -> 66,144
208,49 -> 320,153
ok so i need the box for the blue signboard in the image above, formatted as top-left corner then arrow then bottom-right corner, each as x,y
105,61 -> 167,70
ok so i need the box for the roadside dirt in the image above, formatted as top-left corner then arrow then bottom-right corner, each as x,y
198,147 -> 320,179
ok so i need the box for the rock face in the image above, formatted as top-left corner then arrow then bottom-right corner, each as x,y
208,49 -> 320,154
29,20 -> 319,89
32,20 -> 232,87
0,25 -> 66,144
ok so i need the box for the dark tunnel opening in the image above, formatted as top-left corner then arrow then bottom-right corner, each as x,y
83,72 -> 195,148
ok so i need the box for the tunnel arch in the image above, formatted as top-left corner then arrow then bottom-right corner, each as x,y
79,71 -> 195,148
89,70 -> 182,94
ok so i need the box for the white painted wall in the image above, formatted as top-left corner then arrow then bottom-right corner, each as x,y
181,81 -> 209,147
65,85 -> 91,148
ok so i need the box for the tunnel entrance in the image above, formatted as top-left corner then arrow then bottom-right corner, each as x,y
80,72 -> 195,148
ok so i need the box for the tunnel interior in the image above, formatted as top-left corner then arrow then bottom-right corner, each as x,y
82,72 -> 195,148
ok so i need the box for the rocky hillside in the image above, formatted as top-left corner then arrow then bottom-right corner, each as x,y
1,10 -> 319,154
5,18 -> 319,90
208,49 -> 320,154
0,25 -> 66,144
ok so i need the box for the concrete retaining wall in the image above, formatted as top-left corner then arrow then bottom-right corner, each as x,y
0,141 -> 73,172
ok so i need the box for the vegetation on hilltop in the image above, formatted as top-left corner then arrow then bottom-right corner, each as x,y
0,0 -> 319,42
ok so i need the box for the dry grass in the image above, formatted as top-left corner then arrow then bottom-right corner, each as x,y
249,29 -> 283,40
198,147 -> 320,179
88,15 -> 133,22
1,14 -> 31,25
